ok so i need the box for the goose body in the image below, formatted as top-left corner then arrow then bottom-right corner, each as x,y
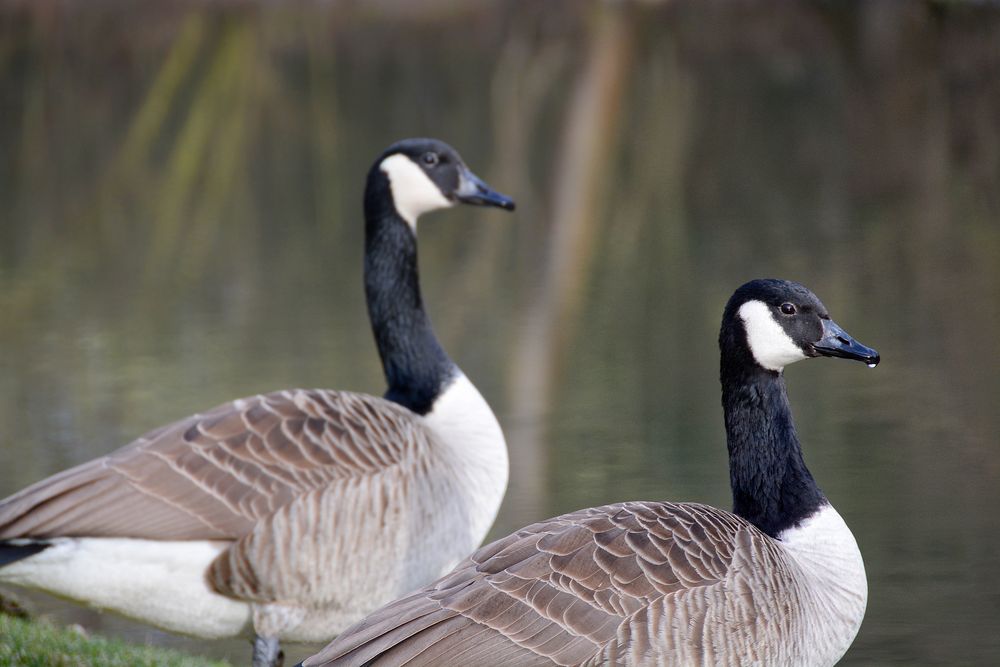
0,139 -> 515,666
300,279 -> 879,667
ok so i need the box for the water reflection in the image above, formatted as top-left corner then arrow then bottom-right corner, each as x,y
1,2 -> 999,665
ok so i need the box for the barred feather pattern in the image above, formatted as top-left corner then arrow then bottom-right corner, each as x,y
0,390 -> 420,541
306,501 -> 864,667
0,386 -> 506,640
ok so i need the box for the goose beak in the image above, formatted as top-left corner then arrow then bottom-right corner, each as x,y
812,319 -> 880,367
455,166 -> 515,211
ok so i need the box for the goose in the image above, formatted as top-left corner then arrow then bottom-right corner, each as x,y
0,138 -> 515,667
298,278 -> 879,667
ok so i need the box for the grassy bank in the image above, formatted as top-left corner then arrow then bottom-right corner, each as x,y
0,613 -> 230,667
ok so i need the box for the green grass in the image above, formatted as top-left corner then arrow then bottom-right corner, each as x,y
0,613 -> 230,667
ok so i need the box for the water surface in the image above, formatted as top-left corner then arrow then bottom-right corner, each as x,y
1,2 -> 999,664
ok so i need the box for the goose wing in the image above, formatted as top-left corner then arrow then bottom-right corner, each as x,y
0,389 -> 424,541
303,500 -> 784,667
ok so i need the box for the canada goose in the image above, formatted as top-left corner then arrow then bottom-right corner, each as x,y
299,278 -> 879,667
0,138 -> 515,667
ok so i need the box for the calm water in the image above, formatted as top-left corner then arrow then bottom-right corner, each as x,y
1,2 -> 999,664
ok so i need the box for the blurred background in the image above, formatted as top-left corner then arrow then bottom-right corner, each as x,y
1,1 -> 999,664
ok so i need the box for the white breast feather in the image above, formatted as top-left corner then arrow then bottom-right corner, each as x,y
778,504 -> 868,666
420,373 -> 509,570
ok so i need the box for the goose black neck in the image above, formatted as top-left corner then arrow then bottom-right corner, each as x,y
364,169 -> 456,415
721,361 -> 826,539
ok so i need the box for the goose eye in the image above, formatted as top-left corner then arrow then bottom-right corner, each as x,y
779,303 -> 796,315
420,152 -> 439,167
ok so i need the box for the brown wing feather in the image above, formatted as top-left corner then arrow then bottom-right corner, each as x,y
303,501 -> 765,667
0,389 -> 421,541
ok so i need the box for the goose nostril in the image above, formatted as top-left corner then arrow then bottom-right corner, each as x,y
836,336 -> 850,346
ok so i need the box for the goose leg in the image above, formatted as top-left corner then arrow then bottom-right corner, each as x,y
252,635 -> 283,667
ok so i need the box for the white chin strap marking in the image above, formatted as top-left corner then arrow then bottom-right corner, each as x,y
739,300 -> 808,371
380,154 -> 453,228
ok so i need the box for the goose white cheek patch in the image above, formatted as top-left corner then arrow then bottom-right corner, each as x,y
380,154 -> 453,227
739,300 -> 808,371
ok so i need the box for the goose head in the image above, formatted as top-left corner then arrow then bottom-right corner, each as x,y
722,279 -> 880,373
371,138 -> 515,228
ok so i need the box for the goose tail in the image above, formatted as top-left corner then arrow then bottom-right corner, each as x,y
0,540 -> 51,568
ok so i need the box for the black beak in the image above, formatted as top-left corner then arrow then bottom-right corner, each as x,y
454,166 -> 515,211
812,319 -> 880,367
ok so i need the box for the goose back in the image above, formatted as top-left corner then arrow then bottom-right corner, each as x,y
0,379 -> 507,641
0,389 -> 422,541
303,500 -> 863,667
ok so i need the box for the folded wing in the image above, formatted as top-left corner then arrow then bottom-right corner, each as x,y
304,501 -> 775,667
0,389 -> 423,541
